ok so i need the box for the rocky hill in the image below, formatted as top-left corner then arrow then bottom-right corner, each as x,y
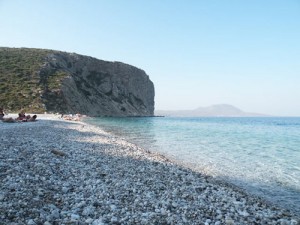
0,47 -> 155,116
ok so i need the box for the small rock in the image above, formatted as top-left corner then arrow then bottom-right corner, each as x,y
71,214 -> 80,220
216,214 -> 223,220
85,218 -> 94,224
160,208 -> 167,215
62,187 -> 69,193
280,219 -> 294,225
92,218 -> 104,225
225,218 -> 235,225
51,149 -> 67,157
111,216 -> 118,223
51,209 -> 60,220
110,204 -> 117,211
83,206 -> 95,216
27,219 -> 36,225
93,201 -> 101,207
172,202 -> 178,208
205,219 -> 211,224
290,219 -> 298,225
238,210 -> 249,217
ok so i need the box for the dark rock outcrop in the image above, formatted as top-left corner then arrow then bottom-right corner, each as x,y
0,48 -> 155,116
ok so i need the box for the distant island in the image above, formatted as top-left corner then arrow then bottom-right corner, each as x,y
155,104 -> 268,117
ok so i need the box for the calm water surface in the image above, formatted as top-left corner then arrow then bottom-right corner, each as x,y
85,117 -> 300,214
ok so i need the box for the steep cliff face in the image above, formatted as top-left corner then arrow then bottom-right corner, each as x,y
40,52 -> 155,116
0,48 -> 155,116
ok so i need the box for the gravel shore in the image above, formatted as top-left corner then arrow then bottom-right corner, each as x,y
0,118 -> 299,224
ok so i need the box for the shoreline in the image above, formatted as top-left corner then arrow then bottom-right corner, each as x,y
0,117 -> 299,224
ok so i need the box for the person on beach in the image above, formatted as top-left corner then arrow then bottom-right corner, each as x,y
22,115 -> 31,122
28,115 -> 37,122
62,114 -> 82,121
0,108 -> 16,122
1,115 -> 37,123
16,111 -> 36,122
16,111 -> 26,121
19,114 -> 38,122
0,108 -> 5,120
1,117 -> 16,123
0,109 -> 38,123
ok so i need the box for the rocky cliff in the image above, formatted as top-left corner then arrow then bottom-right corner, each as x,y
0,48 -> 155,116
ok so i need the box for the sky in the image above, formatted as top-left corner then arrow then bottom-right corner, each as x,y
0,0 -> 300,116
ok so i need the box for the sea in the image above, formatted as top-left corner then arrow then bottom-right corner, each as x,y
84,116 -> 300,214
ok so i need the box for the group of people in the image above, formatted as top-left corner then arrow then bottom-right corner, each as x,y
61,113 -> 83,121
15,111 -> 37,122
0,108 -> 37,123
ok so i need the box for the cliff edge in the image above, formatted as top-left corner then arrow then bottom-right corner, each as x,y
0,48 -> 155,116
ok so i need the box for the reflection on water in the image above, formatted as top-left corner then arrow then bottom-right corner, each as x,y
85,117 -> 300,214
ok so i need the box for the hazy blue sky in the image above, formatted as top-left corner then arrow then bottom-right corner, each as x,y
0,0 -> 299,116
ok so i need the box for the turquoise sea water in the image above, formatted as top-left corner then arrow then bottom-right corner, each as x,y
85,117 -> 300,214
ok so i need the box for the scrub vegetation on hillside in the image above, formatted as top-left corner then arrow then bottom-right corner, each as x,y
0,48 -> 68,113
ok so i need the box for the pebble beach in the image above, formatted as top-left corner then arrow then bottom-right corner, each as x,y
0,116 -> 299,225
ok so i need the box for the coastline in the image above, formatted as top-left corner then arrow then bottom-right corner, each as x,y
0,117 -> 299,224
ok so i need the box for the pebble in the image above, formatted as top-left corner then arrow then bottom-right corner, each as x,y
92,218 -> 104,225
172,202 -> 178,208
82,206 -> 95,216
85,218 -> 93,223
71,213 -> 80,220
225,218 -> 235,225
27,219 -> 36,225
0,119 -> 299,224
